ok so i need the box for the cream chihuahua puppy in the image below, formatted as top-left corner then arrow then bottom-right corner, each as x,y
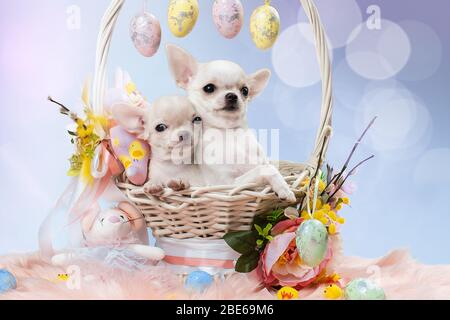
166,45 -> 296,202
112,96 -> 204,193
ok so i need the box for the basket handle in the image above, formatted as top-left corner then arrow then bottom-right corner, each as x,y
299,0 -> 334,173
92,0 -> 333,176
92,0 -> 125,114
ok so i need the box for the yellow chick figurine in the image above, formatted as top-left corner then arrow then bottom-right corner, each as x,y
57,273 -> 70,282
129,140 -> 146,161
323,284 -> 343,300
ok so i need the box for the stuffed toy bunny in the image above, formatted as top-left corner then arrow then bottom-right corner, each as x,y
51,202 -> 165,266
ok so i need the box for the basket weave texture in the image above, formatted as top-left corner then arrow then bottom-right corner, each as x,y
93,0 -> 333,240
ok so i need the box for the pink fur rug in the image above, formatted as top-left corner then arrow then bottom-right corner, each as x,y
1,250 -> 449,300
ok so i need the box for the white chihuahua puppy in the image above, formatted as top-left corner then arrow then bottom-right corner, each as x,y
166,45 -> 296,202
112,96 -> 204,193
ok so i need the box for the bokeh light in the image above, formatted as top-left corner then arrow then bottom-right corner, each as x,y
413,148 -> 450,186
397,20 -> 443,81
298,0 -> 362,49
355,83 -> 432,154
346,19 -> 411,80
272,23 -> 333,88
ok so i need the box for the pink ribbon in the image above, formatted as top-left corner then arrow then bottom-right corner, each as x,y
38,140 -> 123,259
164,255 -> 236,269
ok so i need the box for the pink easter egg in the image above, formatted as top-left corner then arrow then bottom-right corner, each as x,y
212,0 -> 244,39
130,12 -> 162,57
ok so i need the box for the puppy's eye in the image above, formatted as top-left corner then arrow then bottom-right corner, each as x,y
192,116 -> 202,124
203,84 -> 216,94
155,124 -> 168,132
241,86 -> 249,97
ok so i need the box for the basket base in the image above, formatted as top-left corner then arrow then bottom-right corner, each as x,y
156,237 -> 239,276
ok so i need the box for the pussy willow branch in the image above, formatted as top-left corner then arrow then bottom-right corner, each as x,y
323,116 -> 377,195
328,154 -> 375,200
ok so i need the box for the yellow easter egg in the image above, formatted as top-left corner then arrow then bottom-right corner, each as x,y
250,3 -> 280,50
168,0 -> 199,38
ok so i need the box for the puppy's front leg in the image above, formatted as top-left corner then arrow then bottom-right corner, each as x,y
143,182 -> 164,195
235,165 -> 296,202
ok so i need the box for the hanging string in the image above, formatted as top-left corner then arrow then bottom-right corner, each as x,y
143,0 -> 149,13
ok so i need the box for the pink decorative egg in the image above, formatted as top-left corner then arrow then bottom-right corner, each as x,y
212,0 -> 244,39
130,12 -> 162,57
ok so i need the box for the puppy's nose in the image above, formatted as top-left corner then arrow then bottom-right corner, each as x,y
178,131 -> 191,142
225,93 -> 238,103
108,216 -> 121,224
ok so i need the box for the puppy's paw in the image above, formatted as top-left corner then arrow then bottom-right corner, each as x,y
276,187 -> 297,203
143,183 -> 164,195
167,180 -> 190,191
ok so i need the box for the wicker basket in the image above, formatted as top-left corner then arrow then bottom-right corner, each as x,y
92,0 -> 333,240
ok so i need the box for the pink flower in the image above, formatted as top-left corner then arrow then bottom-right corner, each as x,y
259,219 -> 333,288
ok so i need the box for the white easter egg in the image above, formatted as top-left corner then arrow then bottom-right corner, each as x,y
168,0 -> 199,38
130,12 -> 162,57
212,0 -> 244,39
250,3 -> 280,50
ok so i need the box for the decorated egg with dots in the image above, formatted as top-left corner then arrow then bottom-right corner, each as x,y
130,12 -> 162,57
168,0 -> 199,38
250,2 -> 280,50
295,219 -> 329,267
344,278 -> 386,300
212,0 -> 244,39
185,271 -> 214,293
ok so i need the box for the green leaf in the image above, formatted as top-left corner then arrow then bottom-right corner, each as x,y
223,231 -> 257,255
256,239 -> 264,246
254,224 -> 263,236
263,223 -> 272,236
266,235 -> 274,241
235,251 -> 260,273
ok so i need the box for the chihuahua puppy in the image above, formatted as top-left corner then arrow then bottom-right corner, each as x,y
112,96 -> 204,193
166,45 -> 296,202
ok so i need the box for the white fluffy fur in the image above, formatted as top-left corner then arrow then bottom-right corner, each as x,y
166,45 -> 296,202
112,96 -> 204,192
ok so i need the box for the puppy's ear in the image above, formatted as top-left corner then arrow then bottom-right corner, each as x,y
248,69 -> 271,98
166,44 -> 198,89
112,103 -> 148,139
118,202 -> 145,231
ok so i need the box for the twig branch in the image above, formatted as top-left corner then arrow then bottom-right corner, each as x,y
323,116 -> 377,194
328,154 -> 374,200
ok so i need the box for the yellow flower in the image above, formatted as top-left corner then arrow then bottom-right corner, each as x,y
313,210 -> 325,220
337,217 -> 346,224
319,217 -> 329,225
327,210 -> 338,221
336,203 -> 343,211
318,180 -> 326,193
328,223 -> 337,235
342,197 -> 350,205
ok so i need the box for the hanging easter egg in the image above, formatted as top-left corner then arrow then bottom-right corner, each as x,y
168,0 -> 199,38
295,219 -> 328,267
185,270 -> 214,293
250,1 -> 280,50
0,269 -> 17,294
130,11 -> 162,57
344,278 -> 386,300
212,0 -> 244,39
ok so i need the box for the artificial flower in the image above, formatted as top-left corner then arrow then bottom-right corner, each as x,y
259,218 -> 333,288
